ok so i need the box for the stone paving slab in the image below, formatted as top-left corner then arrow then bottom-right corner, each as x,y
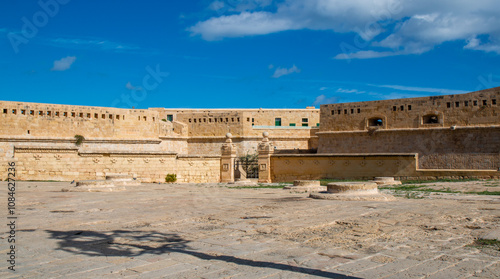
1,181 -> 500,278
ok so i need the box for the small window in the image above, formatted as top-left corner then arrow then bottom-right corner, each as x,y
455,102 -> 460,108
226,118 -> 228,122
464,101 -> 469,107
252,118 -> 254,122
209,118 -> 212,123
290,123 -> 296,126
30,110 -> 35,115
189,119 -> 192,123
54,111 -> 59,116
357,108 -> 361,113
78,113 -> 83,117
87,113 -> 91,118
338,110 -> 341,115
302,123 -> 308,127
393,106 -> 397,111
194,119 -> 197,123
138,116 -> 141,121
167,115 -> 173,121
63,112 -> 67,117
483,100 -> 487,106
275,118 -> 282,126
2,109 -> 7,114
94,113 -> 98,118
423,114 -> 439,124
71,112 -> 75,117
39,111 -> 44,116
473,100 -> 478,106
102,114 -> 105,119
400,105 -> 404,111
493,99 -> 497,105
110,115 -> 113,119
12,109 -> 17,114
214,118 -> 217,123
447,102 -> 451,108
231,118 -> 234,122
237,118 -> 240,122
344,109 -> 347,114
143,116 -> 146,121
369,117 -> 384,127
21,110 -> 26,115
351,109 -> 354,114
27,130 -> 30,134
47,111 -> 51,116
331,110 -> 335,115
203,118 -> 206,122
316,123 -> 320,127
302,118 -> 308,123
408,105 -> 412,111
247,117 -> 250,122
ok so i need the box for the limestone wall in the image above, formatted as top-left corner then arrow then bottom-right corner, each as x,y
270,154 -> 500,182
320,87 -> 499,131
1,146 -> 220,183
0,101 -> 168,139
318,127 -> 500,169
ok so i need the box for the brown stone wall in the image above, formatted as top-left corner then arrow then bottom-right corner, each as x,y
270,154 -> 500,182
318,127 -> 500,169
320,87 -> 499,131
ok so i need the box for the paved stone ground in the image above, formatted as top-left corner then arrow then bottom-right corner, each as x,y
1,181 -> 500,278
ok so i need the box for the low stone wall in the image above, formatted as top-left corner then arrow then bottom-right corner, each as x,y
270,154 -> 500,182
2,146 -> 221,183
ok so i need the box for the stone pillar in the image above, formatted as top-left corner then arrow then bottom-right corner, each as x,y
220,133 -> 236,183
258,132 -> 274,183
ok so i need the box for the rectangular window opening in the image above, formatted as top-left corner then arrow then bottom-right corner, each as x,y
21,110 -> 26,115
63,112 -> 67,117
493,99 -> 497,105
483,100 -> 487,106
275,118 -> 282,126
447,102 -> 451,108
408,105 -> 412,111
357,108 -> 361,113
464,101 -> 469,107
289,123 -> 296,126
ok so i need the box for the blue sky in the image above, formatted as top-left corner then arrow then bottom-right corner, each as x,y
1,0 -> 499,109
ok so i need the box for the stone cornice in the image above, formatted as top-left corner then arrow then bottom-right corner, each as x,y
14,147 -> 78,153
271,153 -> 418,158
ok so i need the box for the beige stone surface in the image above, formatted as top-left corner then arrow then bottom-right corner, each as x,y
2,181 -> 500,278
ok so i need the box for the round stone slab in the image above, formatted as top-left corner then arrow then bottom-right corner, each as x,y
293,180 -> 321,187
327,182 -> 378,195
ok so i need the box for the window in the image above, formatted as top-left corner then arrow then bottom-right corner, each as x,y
493,99 -> 497,105
368,117 -> 384,127
423,114 -> 439,124
455,102 -> 460,108
344,109 -> 347,114
167,115 -> 173,121
30,110 -> 35,115
302,118 -> 308,123
252,118 -> 254,122
275,118 -> 282,126
21,110 -> 26,115
316,123 -> 320,127
237,118 -> 240,122
87,113 -> 91,118
71,112 -> 75,117
400,105 -> 404,111
483,100 -> 487,106
231,118 -> 234,122
63,112 -> 67,117
54,111 -> 59,116
473,100 -> 478,106
143,116 -> 147,121
12,109 -> 17,115
203,118 -> 206,122
138,116 -> 141,121
302,123 -> 308,127
225,118 -> 228,122
189,119 -> 192,123
464,101 -> 469,107
447,102 -> 451,108
2,109 -> 6,114
78,113 -> 83,117
39,111 -> 44,116
194,119 -> 197,123
289,123 -> 296,126
357,108 -> 361,113
408,105 -> 412,111
393,106 -> 397,111
94,113 -> 98,118
331,110 -> 335,115
209,118 -> 212,123
338,110 -> 341,115
247,118 -> 250,122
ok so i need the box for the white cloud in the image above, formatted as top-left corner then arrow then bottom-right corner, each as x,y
272,64 -> 300,78
191,0 -> 500,57
336,88 -> 366,94
126,82 -> 143,91
46,37 -> 141,52
51,56 -> 76,71
372,84 -> 468,95
313,94 -> 339,105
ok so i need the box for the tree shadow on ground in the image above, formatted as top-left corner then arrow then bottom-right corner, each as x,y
46,230 -> 361,278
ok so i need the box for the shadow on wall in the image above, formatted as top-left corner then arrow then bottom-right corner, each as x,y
46,230 -> 361,278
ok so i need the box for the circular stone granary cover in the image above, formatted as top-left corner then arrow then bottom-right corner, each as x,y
310,182 -> 395,201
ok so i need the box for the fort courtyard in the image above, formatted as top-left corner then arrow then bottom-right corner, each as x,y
1,180 -> 500,278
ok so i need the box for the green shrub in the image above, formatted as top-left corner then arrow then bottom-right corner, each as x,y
74,135 -> 85,146
165,174 -> 177,183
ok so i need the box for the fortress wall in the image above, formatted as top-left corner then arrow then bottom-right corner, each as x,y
317,127 -> 500,169
8,147 -> 220,183
0,101 -> 166,139
320,88 -> 499,131
269,154 -> 499,182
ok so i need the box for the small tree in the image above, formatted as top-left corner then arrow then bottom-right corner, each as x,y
165,174 -> 177,183
74,135 -> 85,146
